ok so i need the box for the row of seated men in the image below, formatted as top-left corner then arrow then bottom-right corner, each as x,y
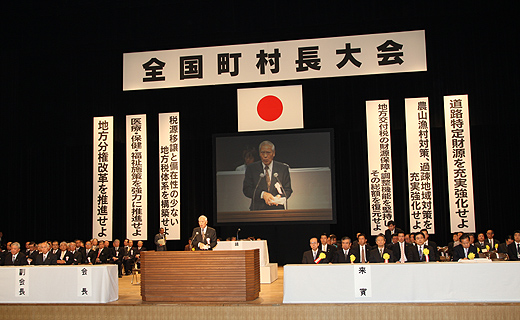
0,238 -> 147,278
303,228 -> 520,263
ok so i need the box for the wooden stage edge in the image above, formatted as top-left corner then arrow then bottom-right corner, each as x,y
1,267 -> 519,320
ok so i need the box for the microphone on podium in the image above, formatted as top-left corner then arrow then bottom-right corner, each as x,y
252,173 -> 265,210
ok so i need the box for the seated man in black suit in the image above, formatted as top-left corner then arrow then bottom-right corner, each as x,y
134,240 -> 146,268
332,236 -> 355,263
83,240 -> 97,264
351,233 -> 371,263
95,240 -> 111,264
69,242 -> 83,265
319,233 -> 336,262
411,232 -> 437,262
109,239 -> 124,277
56,241 -> 74,265
507,230 -> 520,261
486,229 -> 500,251
369,234 -> 394,263
384,221 -> 404,244
393,232 -> 415,263
453,233 -> 479,261
302,237 -> 327,264
243,140 -> 292,211
122,240 -> 136,275
3,242 -> 28,266
498,235 -> 513,254
33,242 -> 57,265
421,229 -> 439,261
26,241 -> 38,265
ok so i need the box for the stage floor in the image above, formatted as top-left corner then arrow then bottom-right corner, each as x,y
1,266 -> 520,320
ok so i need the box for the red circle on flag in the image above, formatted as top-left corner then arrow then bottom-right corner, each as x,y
257,95 -> 283,122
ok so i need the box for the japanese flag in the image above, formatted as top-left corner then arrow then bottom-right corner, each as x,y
237,85 -> 304,132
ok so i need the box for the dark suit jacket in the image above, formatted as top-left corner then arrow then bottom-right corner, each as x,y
452,245 -> 479,261
3,252 -> 28,266
385,228 -> 404,244
392,242 -> 415,262
56,250 -> 74,265
409,245 -> 437,262
332,248 -> 356,263
368,247 -> 394,263
507,242 -> 520,261
485,239 -> 500,250
26,250 -> 39,262
33,252 -> 58,265
302,249 -> 328,264
497,243 -> 508,254
83,249 -> 98,264
425,240 -> 439,260
243,160 -> 293,210
95,248 -> 111,264
109,247 -> 124,264
351,244 -> 372,263
191,227 -> 217,250
320,244 -> 336,262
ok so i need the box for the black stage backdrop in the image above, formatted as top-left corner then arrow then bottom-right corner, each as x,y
2,2 -> 518,265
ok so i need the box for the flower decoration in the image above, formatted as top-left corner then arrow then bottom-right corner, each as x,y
383,253 -> 390,260
468,252 -> 475,260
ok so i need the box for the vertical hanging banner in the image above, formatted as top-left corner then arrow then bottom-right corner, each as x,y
93,117 -> 113,241
158,112 -> 180,240
126,114 -> 148,240
366,100 -> 394,235
444,95 -> 475,233
405,98 -> 435,234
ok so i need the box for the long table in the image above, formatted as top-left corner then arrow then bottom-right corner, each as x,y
283,261 -> 520,303
0,265 -> 118,303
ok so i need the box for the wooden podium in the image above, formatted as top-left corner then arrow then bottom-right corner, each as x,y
140,249 -> 260,302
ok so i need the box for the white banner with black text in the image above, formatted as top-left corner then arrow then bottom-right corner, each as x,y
444,95 -> 475,233
126,114 -> 148,240
158,112 -> 180,240
123,30 -> 426,91
366,100 -> 394,236
93,117 -> 113,241
405,97 -> 435,234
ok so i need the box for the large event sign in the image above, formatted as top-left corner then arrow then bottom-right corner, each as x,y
444,95 -> 476,233
126,114 -> 148,240
123,30 -> 426,91
93,117 -> 113,241
405,98 -> 435,234
158,112 -> 180,240
366,100 -> 394,235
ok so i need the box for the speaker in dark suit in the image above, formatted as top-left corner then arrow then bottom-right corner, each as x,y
369,234 -> 394,263
351,233 -> 371,263
84,248 -> 98,264
242,141 -> 292,211
412,233 -> 437,262
191,215 -> 217,250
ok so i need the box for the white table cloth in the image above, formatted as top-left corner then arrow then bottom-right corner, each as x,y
283,261 -> 520,303
0,265 -> 118,303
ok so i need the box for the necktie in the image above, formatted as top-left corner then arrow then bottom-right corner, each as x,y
464,248 -> 468,258
313,251 -> 316,260
401,243 -> 405,262
361,247 -> 365,263
419,246 -> 423,260
43,254 -> 47,262
344,250 -> 348,261
380,249 -> 383,257
264,165 -> 271,190
13,255 -> 16,263
517,244 -> 520,256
